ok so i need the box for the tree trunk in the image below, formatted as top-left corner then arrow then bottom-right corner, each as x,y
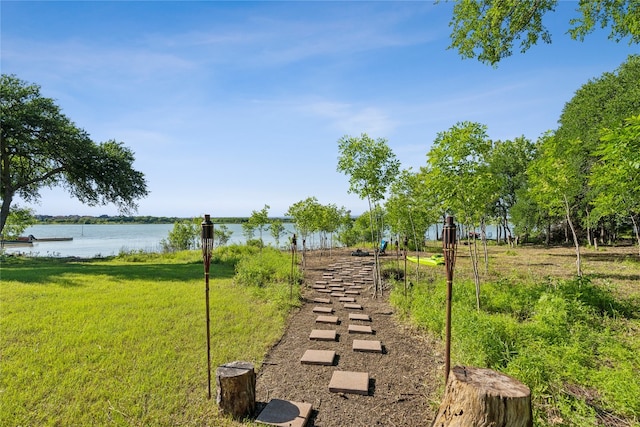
216,361 -> 256,419
631,214 -> 640,257
481,219 -> 488,275
564,196 -> 582,277
432,366 -> 532,427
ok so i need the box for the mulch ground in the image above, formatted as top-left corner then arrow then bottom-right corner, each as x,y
254,249 -> 443,426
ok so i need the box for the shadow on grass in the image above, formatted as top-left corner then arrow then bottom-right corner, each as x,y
0,256 -> 235,285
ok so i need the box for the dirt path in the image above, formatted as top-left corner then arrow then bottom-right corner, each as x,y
255,249 -> 442,426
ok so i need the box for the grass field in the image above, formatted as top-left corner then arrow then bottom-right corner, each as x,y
388,242 -> 640,426
0,248 -> 299,426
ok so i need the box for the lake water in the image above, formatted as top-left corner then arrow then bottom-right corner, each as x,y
3,223 -> 299,258
3,222 -> 504,258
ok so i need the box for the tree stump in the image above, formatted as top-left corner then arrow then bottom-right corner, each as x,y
216,361 -> 256,419
432,366 -> 532,427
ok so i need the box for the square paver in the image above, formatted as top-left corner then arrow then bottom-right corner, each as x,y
312,306 -> 333,314
309,329 -> 338,341
344,303 -> 363,310
349,313 -> 371,321
348,324 -> 373,334
353,339 -> 383,353
328,371 -> 369,395
313,297 -> 331,304
256,399 -> 312,427
316,315 -> 339,324
301,349 -> 336,365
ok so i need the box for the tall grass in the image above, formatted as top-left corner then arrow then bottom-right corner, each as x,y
0,247 -> 300,426
390,272 -> 640,426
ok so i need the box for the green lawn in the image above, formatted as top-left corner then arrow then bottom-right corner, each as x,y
1,251 -> 298,426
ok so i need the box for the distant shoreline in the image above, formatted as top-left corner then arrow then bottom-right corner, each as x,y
34,215 -> 294,225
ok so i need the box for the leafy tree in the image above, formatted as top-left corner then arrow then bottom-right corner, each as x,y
160,219 -> 199,252
317,203 -> 344,254
337,133 -> 400,296
590,115 -> 640,254
488,136 -> 536,244
241,222 -> 256,241
423,121 -> 497,309
556,54 -> 640,242
447,1 -> 640,66
286,197 -> 320,247
0,75 -> 148,234
214,224 -> 233,246
528,132 -> 584,276
0,205 -> 35,241
386,168 -> 438,252
248,204 -> 270,245
269,218 -> 285,248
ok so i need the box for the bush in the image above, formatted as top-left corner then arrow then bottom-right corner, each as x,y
234,247 -> 302,287
390,275 -> 640,425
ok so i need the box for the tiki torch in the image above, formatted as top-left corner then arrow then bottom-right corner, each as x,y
201,214 -> 214,399
290,234 -> 297,299
442,216 -> 457,384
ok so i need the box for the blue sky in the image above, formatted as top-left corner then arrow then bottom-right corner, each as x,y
2,1 -> 638,218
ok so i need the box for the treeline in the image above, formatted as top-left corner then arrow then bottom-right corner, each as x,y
35,215 -> 294,225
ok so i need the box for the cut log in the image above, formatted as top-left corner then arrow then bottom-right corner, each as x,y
432,366 -> 532,427
216,361 -> 256,419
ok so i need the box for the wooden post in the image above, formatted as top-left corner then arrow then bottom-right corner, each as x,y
216,361 -> 256,419
432,366 -> 532,427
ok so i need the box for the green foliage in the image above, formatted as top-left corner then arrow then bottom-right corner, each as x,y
386,168 -> 439,250
248,204 -> 270,244
234,246 -> 302,288
423,121 -> 497,227
448,0 -> 555,66
337,133 -> 400,203
160,218 -> 199,252
0,205 -> 35,240
391,275 -> 640,425
590,115 -> 640,233
213,223 -> 233,246
447,1 -> 639,66
269,218 -> 285,247
0,75 -> 148,233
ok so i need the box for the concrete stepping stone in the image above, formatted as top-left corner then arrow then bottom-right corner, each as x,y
312,285 -> 326,290
328,371 -> 369,395
330,292 -> 346,297
312,306 -> 333,314
330,278 -> 343,283
329,286 -> 345,291
309,329 -> 338,341
349,313 -> 371,321
345,290 -> 360,295
353,339 -> 383,353
316,315 -> 339,324
344,303 -> 363,310
256,399 -> 312,427
317,289 -> 332,293
348,324 -> 374,334
300,349 -> 336,365
313,297 -> 331,304
339,297 -> 355,302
